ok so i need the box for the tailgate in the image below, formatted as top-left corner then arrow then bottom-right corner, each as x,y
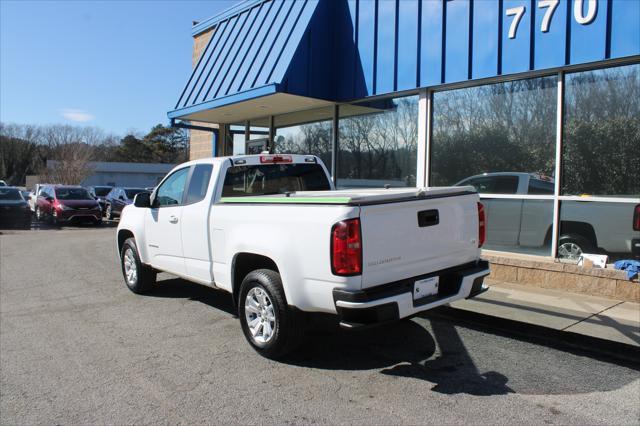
359,192 -> 480,289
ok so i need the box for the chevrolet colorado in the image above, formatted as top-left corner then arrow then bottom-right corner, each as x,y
117,154 -> 490,358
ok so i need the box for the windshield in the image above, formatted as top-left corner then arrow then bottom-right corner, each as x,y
55,187 -> 93,200
125,189 -> 147,199
94,187 -> 112,197
222,163 -> 331,197
0,188 -> 22,200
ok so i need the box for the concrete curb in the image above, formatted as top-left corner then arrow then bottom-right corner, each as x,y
425,305 -> 640,367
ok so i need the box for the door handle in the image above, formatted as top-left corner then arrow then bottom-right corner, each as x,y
169,215 -> 179,224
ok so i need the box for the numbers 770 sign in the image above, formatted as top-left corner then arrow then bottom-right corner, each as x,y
506,0 -> 598,39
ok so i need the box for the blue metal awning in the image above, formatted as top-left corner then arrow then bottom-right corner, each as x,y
169,0 -> 342,123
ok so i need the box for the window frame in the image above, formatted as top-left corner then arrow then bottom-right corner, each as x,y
422,61 -> 640,259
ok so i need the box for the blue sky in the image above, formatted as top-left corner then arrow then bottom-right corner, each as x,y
1,0 -> 237,136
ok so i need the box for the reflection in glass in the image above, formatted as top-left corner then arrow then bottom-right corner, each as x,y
337,95 -> 418,188
480,198 -> 553,256
559,201 -> 640,261
274,121 -> 332,174
431,76 -> 557,187
562,64 -> 640,197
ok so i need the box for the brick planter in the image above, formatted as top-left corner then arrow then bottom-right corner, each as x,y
482,250 -> 640,302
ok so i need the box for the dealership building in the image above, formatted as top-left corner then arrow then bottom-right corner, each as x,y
169,0 -> 639,262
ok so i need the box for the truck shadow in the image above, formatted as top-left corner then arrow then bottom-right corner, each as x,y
145,277 -> 236,316
290,317 -> 513,396
143,277 -> 639,397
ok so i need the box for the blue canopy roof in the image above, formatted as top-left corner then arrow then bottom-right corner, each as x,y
169,0 -> 640,123
168,0 -> 355,123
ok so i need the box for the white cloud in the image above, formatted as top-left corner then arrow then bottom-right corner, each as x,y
61,109 -> 94,122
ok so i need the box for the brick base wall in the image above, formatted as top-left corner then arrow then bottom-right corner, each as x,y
483,251 -> 640,302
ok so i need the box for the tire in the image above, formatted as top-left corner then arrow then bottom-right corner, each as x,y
238,269 -> 303,359
94,217 -> 102,226
35,206 -> 42,222
557,234 -> 594,261
50,210 -> 59,226
120,237 -> 156,294
105,204 -> 113,220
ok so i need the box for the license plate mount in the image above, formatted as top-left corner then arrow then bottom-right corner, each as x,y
413,276 -> 439,301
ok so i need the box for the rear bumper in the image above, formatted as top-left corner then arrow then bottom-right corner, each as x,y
332,260 -> 490,328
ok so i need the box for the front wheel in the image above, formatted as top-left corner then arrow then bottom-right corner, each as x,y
105,204 -> 113,220
120,238 -> 156,294
238,269 -> 303,359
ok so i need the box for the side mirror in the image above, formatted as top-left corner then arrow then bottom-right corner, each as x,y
133,192 -> 151,208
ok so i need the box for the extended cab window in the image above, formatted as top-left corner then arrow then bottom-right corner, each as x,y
156,168 -> 189,206
465,176 -> 519,194
527,179 -> 554,195
186,164 -> 213,204
222,163 -> 330,197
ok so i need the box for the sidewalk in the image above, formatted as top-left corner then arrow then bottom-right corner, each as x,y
448,280 -> 640,348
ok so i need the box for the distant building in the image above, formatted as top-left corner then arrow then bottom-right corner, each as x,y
46,161 -> 174,188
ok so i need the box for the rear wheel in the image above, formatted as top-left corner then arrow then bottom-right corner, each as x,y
238,269 -> 303,359
557,234 -> 594,261
120,237 -> 156,294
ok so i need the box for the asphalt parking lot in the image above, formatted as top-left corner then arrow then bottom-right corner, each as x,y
1,227 -> 639,424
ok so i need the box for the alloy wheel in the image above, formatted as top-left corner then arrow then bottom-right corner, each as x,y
123,248 -> 138,286
558,242 -> 582,261
244,287 -> 276,344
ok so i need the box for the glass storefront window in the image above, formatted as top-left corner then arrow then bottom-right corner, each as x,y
431,76 -> 557,188
230,123 -> 270,155
431,76 -> 557,255
562,64 -> 640,197
337,95 -> 418,188
272,106 -> 334,173
559,201 -> 640,261
481,198 -> 554,256
274,120 -> 332,173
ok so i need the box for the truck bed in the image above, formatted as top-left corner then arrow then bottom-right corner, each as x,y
220,186 -> 476,205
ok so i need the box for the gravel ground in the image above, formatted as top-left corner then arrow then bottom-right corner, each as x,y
1,227 -> 639,425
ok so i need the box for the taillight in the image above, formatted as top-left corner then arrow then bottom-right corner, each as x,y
478,202 -> 486,247
634,204 -> 640,231
331,218 -> 362,276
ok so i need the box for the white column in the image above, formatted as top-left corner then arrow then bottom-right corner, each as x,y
331,104 -> 339,186
551,72 -> 564,259
417,90 -> 429,188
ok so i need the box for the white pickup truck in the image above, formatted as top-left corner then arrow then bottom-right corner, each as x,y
456,172 -> 640,260
116,154 -> 489,358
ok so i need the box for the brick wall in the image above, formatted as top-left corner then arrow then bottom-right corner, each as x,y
188,28 -> 217,161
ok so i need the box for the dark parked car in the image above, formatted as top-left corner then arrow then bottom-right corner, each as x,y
87,185 -> 113,211
104,187 -> 149,220
35,185 -> 102,226
0,187 -> 31,229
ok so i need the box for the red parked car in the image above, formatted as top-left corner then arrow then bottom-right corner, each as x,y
35,185 -> 102,226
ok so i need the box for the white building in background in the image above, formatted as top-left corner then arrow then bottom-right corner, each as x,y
46,161 -> 174,188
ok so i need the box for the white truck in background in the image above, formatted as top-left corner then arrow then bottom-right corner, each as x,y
116,154 -> 490,358
455,172 -> 640,260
